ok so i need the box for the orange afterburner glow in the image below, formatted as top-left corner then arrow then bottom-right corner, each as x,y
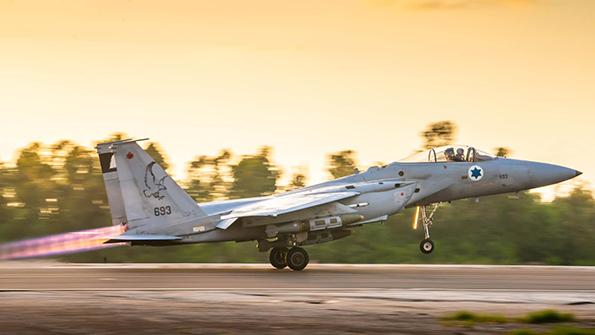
0,225 -> 127,260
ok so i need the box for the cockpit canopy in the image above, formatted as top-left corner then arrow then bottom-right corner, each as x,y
401,145 -> 497,163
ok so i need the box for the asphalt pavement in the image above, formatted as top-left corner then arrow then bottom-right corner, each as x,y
1,263 -> 594,334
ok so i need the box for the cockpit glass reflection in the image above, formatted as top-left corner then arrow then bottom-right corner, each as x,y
401,145 -> 497,163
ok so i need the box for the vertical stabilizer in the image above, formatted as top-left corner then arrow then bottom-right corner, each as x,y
96,139 -> 206,230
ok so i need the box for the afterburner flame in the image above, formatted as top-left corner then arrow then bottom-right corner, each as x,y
0,225 -> 127,260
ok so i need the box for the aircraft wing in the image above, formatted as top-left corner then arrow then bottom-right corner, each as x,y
219,191 -> 359,224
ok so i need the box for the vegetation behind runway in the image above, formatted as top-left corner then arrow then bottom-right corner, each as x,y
0,122 -> 593,264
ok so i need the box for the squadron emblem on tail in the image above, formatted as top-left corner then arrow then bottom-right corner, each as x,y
143,162 -> 167,200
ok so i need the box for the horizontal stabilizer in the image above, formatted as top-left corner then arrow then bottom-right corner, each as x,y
104,234 -> 182,244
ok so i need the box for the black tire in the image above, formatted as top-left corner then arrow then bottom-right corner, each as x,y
269,247 -> 288,269
420,239 -> 434,254
286,247 -> 309,271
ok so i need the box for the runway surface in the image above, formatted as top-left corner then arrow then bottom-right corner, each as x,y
1,262 -> 595,290
0,263 -> 594,334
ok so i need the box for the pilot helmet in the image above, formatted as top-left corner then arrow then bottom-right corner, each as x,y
444,148 -> 455,158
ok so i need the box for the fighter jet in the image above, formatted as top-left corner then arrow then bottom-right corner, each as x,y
97,139 -> 581,271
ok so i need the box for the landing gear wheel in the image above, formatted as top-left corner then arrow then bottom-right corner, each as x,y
286,247 -> 309,271
269,247 -> 288,269
420,239 -> 434,254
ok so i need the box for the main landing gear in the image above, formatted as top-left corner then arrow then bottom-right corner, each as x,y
269,247 -> 288,269
269,246 -> 309,271
418,204 -> 439,254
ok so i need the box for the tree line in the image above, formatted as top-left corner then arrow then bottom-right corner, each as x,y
0,123 -> 593,264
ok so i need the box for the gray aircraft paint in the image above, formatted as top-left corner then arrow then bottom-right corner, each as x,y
96,140 -> 580,253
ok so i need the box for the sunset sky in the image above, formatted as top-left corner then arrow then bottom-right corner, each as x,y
1,0 -> 593,200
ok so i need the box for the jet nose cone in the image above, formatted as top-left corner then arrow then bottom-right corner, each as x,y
575,170 -> 583,177
527,162 -> 580,188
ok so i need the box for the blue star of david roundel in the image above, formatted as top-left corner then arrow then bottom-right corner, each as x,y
468,165 -> 484,181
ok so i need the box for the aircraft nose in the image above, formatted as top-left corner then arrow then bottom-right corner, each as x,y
527,162 -> 581,188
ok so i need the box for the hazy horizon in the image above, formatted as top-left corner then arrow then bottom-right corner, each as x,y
2,0 -> 593,200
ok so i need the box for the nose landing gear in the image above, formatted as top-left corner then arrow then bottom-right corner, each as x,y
420,238 -> 434,254
417,204 -> 439,254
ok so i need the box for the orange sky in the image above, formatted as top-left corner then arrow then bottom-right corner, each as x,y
1,0 -> 594,200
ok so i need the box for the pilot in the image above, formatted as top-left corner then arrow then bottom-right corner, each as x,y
444,148 -> 455,161
454,148 -> 466,162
